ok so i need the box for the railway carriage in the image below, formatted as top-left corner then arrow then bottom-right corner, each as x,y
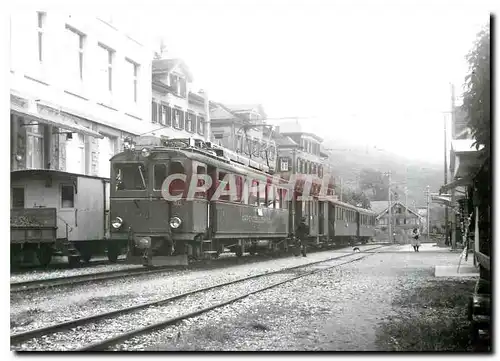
109,138 -> 293,266
10,169 -> 117,266
109,137 -> 378,267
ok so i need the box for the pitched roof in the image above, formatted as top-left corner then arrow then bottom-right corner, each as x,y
225,104 -> 267,118
371,201 -> 422,219
275,135 -> 299,147
152,58 -> 193,82
370,201 -> 390,215
210,105 -> 237,120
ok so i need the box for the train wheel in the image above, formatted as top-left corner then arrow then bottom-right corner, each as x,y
68,255 -> 81,268
81,251 -> 92,263
36,245 -> 53,267
107,245 -> 119,263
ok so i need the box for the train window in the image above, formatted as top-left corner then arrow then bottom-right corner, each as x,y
266,184 -> 276,208
218,172 -> 230,201
169,161 -> 186,197
154,164 -> 167,190
114,163 -> 148,191
248,179 -> 259,206
61,185 -> 74,208
194,165 -> 207,199
12,187 -> 25,208
235,175 -> 243,202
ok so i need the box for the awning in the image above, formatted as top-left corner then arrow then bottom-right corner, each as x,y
439,176 -> 473,194
11,95 -> 103,139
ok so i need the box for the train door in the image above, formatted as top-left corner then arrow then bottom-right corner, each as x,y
104,180 -> 110,239
75,176 -> 105,241
309,198 -> 319,236
318,200 -> 325,235
57,182 -> 78,240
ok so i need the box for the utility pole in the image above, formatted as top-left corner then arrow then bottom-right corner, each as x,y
425,185 -> 431,241
450,83 -> 457,250
385,171 -> 392,242
444,113 -> 449,246
340,177 -> 343,202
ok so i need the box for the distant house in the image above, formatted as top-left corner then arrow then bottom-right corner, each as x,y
371,201 -> 423,241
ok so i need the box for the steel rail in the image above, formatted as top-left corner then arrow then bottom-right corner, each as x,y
78,247 -> 384,351
11,245 -> 385,346
10,266 -> 168,293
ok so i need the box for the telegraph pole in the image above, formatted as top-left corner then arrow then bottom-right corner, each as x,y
340,177 -> 343,202
385,171 -> 392,242
450,83 -> 457,250
444,113 -> 449,246
425,185 -> 431,241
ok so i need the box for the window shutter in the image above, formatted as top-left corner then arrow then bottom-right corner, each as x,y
184,111 -> 190,132
151,101 -> 158,123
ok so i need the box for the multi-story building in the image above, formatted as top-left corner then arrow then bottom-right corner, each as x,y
10,12 -> 154,178
150,58 -> 213,142
209,104 -> 277,172
274,121 -> 325,179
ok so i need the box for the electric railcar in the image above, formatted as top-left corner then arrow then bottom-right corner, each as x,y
108,137 -> 377,267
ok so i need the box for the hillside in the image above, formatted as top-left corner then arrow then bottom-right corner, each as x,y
322,137 -> 445,207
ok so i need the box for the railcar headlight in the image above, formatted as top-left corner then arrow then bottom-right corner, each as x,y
141,148 -> 150,157
169,217 -> 182,229
112,217 -> 123,229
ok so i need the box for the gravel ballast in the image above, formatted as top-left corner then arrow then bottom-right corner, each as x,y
11,245 -> 379,338
123,246 -> 477,351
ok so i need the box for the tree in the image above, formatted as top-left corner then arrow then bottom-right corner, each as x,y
359,168 -> 389,201
462,24 -> 490,158
333,185 -> 371,209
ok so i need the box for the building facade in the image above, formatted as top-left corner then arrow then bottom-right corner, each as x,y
10,12 -> 154,178
209,104 -> 277,172
372,201 -> 422,242
151,58 -> 212,142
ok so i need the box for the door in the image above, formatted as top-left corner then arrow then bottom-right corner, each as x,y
76,176 -> 105,241
58,183 -> 77,240
318,201 -> 325,235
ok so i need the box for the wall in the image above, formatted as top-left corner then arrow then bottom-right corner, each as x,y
10,11 -> 155,177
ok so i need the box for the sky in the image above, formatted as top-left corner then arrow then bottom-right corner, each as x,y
99,0 -> 491,163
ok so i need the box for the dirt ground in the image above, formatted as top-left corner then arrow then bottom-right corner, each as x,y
148,245 -> 487,352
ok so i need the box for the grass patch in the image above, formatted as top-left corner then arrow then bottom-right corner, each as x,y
376,280 -> 478,352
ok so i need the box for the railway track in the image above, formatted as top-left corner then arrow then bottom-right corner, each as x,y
10,243 -> 375,293
10,266 -> 164,293
11,245 -> 387,351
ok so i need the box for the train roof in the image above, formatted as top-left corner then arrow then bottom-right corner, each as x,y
11,169 -> 110,182
327,198 -> 377,215
111,142 -> 290,186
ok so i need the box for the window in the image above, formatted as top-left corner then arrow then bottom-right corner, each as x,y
218,172 -> 230,201
197,116 -> 205,136
114,163 -> 148,190
37,12 -> 46,63
98,44 -> 113,92
168,161 -> 186,197
126,59 -> 139,103
61,185 -> 75,208
66,26 -> 85,81
154,164 -> 167,190
194,165 -> 207,198
186,112 -> 195,133
160,105 -> 167,125
173,109 -> 181,129
26,123 -> 44,169
12,187 -> 25,208
280,158 -> 289,171
66,133 -> 85,174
